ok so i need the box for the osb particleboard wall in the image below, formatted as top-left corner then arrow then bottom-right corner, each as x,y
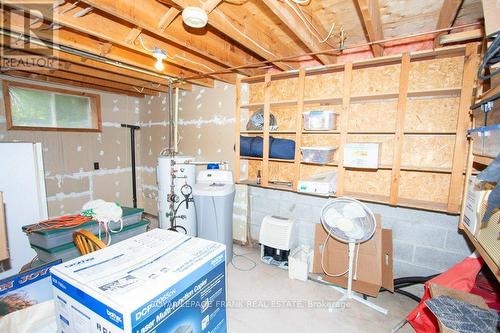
0,76 -> 145,217
239,47 -> 476,213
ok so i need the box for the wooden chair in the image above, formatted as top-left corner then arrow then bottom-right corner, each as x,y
73,229 -> 107,255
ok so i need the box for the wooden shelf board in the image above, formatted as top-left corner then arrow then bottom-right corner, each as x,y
400,165 -> 452,173
240,130 -> 296,134
398,198 -> 449,212
301,161 -> 338,166
240,156 -> 262,161
302,130 -> 340,134
350,92 -> 399,102
404,132 -> 456,135
304,97 -> 343,105
269,158 -> 295,163
473,154 -> 494,166
271,99 -> 298,107
342,191 -> 390,204
348,131 -> 396,134
240,102 -> 263,109
462,227 -> 500,281
407,87 -> 461,98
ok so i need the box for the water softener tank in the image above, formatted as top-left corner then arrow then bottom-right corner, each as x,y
157,155 -> 196,235
193,170 -> 235,263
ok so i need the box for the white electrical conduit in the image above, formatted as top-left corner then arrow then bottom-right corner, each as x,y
174,87 -> 179,153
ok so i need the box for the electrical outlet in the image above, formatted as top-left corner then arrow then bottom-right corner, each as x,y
94,162 -> 100,170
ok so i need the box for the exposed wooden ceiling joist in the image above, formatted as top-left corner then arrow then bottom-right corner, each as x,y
79,0 -> 261,76
355,0 -> 384,57
1,36 -> 189,92
0,8 -> 215,88
164,0 -> 297,71
435,0 -> 464,47
2,71 -> 146,97
261,0 -> 335,65
5,2 -> 234,84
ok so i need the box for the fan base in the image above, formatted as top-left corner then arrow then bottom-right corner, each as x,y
330,286 -> 388,315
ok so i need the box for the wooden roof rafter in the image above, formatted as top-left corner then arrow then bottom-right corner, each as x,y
4,2 -> 234,84
261,0 -> 336,65
354,0 -> 384,57
164,0 -> 300,71
78,0 -> 262,77
0,7 -> 215,87
434,0 -> 464,47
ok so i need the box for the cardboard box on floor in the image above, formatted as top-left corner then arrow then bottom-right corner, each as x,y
428,283 -> 492,333
312,215 -> 393,297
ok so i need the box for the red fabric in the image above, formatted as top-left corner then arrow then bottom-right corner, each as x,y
406,256 -> 484,333
470,272 -> 500,313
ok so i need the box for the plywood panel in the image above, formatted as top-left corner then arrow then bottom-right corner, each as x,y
408,56 -> 464,91
249,82 -> 265,103
268,161 -> 295,183
246,160 -> 261,182
402,135 -> 456,169
344,169 -> 392,196
271,105 -> 298,131
304,72 -> 344,99
351,64 -> 401,95
347,135 -> 394,165
299,164 -> 337,180
399,171 -> 451,203
405,97 -> 460,132
348,101 -> 398,132
270,77 -> 299,101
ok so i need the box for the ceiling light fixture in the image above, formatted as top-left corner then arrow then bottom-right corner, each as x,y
182,6 -> 208,28
152,47 -> 167,71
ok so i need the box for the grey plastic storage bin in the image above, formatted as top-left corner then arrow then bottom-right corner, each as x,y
469,125 -> 500,158
23,207 -> 143,250
32,220 -> 150,263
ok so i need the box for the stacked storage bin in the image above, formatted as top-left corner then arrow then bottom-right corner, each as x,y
22,207 -> 148,262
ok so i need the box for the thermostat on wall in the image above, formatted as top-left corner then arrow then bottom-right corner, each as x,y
343,143 -> 380,169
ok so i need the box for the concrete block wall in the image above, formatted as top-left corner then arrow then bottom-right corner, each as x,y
248,186 -> 473,278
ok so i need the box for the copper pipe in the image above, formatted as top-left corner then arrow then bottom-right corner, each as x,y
181,22 -> 482,81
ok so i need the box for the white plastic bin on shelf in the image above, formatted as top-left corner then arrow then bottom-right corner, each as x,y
300,146 -> 337,164
288,246 -> 313,281
469,124 -> 500,158
302,111 -> 337,131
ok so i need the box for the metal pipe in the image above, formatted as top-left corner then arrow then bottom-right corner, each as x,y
121,124 -> 140,208
183,160 -> 228,165
174,87 -> 179,153
0,28 -> 175,83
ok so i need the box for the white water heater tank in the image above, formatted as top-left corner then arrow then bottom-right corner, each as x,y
157,155 -> 196,235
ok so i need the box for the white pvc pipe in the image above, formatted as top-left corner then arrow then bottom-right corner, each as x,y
174,87 -> 179,153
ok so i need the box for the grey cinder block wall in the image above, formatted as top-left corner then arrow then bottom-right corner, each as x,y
247,186 -> 473,278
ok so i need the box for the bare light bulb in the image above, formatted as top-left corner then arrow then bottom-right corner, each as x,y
155,58 -> 165,71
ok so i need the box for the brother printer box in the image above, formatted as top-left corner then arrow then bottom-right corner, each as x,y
50,229 -> 226,333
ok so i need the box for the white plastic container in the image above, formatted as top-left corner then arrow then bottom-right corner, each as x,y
288,246 -> 313,281
469,125 -> 500,158
300,146 -> 337,164
302,111 -> 337,131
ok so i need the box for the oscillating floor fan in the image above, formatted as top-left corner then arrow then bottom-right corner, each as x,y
320,197 -> 387,314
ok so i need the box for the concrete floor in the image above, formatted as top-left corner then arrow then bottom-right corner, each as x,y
227,245 -> 417,333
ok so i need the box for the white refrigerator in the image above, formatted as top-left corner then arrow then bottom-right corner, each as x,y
0,142 -> 48,279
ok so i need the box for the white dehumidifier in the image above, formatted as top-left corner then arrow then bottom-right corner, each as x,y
259,215 -> 295,269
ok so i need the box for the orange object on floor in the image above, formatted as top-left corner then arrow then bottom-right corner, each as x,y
73,229 -> 107,255
406,256 -> 484,333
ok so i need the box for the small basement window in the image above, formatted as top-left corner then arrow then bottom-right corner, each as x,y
2,80 -> 101,132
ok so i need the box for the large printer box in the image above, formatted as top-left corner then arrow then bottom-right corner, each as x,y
50,229 -> 226,333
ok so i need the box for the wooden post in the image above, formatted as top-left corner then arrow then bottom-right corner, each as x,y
389,53 -> 411,205
234,77 -> 242,182
262,73 -> 272,187
335,62 -> 353,196
293,69 -> 306,190
448,43 -> 479,212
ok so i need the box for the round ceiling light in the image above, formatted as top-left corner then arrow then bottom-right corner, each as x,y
182,6 -> 208,28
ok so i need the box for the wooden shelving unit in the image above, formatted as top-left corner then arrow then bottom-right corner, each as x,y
236,44 -> 479,213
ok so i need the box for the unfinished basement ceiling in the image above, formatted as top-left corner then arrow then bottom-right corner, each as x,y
0,0 -> 485,93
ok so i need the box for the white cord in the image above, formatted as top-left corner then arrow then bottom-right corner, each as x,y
168,54 -> 215,72
138,35 -> 153,52
284,0 -> 337,47
321,227 -> 361,278
291,0 -> 311,4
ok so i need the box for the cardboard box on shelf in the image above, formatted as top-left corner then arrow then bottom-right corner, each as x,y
312,215 -> 393,297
